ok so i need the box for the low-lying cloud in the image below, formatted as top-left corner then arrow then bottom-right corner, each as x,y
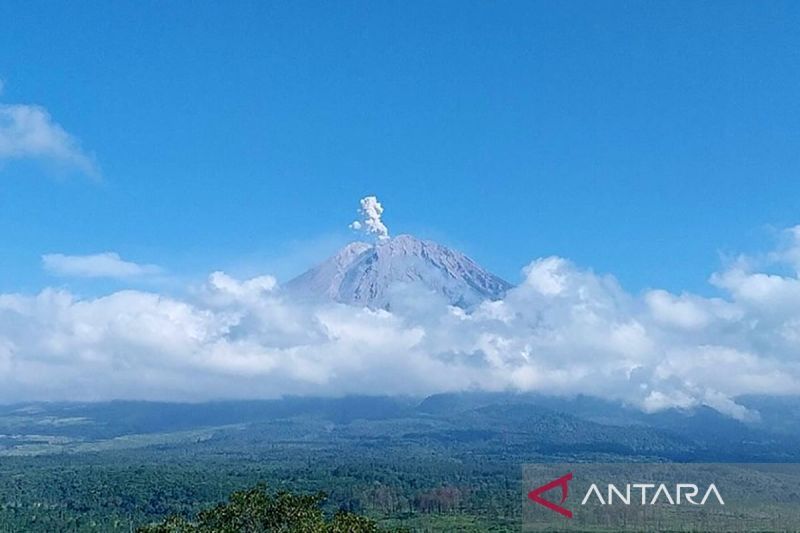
4,229 -> 800,420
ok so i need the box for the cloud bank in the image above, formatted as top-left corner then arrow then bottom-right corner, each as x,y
0,88 -> 98,176
3,229 -> 800,420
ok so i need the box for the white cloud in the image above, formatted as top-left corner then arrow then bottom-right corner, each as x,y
42,252 -> 162,279
521,257 -> 570,295
207,271 -> 277,299
0,99 -> 98,176
644,290 -> 741,330
3,230 -> 800,419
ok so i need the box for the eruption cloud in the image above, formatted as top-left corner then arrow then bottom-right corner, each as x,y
350,196 -> 389,241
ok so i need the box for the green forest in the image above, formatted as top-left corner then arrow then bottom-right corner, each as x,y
0,394 -> 798,532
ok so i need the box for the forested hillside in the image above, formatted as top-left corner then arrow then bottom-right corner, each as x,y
0,394 -> 798,531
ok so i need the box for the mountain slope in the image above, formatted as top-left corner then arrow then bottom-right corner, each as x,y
285,234 -> 512,308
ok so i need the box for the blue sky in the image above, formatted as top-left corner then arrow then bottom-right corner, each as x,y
2,0 -> 800,294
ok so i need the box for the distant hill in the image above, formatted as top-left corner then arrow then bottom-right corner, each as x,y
2,392 -> 800,461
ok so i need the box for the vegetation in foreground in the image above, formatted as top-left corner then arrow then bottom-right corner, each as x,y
137,485 -> 400,533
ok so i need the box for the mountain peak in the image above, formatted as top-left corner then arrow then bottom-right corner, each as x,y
285,234 -> 512,308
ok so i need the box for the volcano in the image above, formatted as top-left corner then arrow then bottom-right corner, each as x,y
284,234 -> 512,308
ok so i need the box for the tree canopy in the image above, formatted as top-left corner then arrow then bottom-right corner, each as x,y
137,484 -> 401,533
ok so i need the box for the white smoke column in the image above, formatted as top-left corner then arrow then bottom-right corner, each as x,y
350,195 -> 389,240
